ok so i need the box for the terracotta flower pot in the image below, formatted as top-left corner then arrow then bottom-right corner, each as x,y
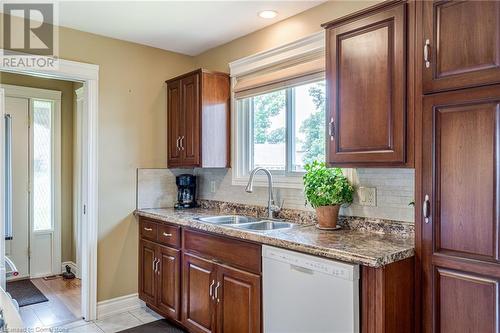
315,205 -> 341,229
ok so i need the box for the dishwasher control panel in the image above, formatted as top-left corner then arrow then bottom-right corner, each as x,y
262,246 -> 359,281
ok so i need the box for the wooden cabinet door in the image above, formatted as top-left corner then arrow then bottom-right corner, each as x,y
182,253 -> 216,333
180,74 -> 201,167
422,85 -> 500,333
138,239 -> 157,305
326,3 -> 407,166
422,1 -> 500,93
167,80 -> 183,167
156,245 -> 181,320
216,264 -> 261,333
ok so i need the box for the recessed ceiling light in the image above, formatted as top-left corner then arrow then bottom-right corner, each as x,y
258,10 -> 278,19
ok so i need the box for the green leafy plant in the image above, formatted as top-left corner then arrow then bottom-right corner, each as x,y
303,161 -> 354,208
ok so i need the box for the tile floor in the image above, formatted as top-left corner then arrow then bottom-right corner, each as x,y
52,306 -> 165,332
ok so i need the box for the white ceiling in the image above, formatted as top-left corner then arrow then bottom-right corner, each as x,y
48,1 -> 323,56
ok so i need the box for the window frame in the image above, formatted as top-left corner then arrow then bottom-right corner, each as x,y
233,76 -> 325,189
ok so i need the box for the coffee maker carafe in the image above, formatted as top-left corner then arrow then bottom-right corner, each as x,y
175,174 -> 196,209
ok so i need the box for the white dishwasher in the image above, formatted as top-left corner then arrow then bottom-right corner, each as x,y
263,245 -> 359,333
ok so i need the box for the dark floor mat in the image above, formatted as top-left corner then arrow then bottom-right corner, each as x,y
6,279 -> 49,307
118,320 -> 186,333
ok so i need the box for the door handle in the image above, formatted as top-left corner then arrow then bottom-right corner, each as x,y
328,117 -> 334,141
209,280 -> 215,299
424,39 -> 431,68
214,281 -> 221,303
144,227 -> 153,232
423,194 -> 431,224
162,232 -> 172,237
180,136 -> 185,150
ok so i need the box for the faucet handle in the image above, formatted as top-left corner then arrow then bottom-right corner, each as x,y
279,199 -> 285,209
270,203 -> 282,213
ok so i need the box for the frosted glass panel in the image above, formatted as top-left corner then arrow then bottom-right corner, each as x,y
33,100 -> 52,231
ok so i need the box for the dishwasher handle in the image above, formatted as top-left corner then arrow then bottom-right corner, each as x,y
290,264 -> 314,275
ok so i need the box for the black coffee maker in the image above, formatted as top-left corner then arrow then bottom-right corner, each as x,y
175,174 -> 197,209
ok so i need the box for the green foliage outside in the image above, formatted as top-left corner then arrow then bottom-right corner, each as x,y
303,161 -> 354,208
299,82 -> 325,164
253,90 -> 286,144
252,82 -> 325,165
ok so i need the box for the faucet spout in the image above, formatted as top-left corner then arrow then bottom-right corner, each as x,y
245,167 -> 278,219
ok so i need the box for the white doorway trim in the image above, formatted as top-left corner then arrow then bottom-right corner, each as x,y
1,84 -> 63,279
0,56 -> 99,321
74,87 -> 84,279
0,87 -> 6,290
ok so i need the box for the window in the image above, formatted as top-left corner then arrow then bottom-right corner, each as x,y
33,100 -> 53,231
236,79 -> 325,183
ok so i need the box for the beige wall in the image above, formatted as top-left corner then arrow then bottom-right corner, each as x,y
0,72 -> 76,262
56,30 -> 195,302
194,1 -> 380,72
1,14 -> 197,302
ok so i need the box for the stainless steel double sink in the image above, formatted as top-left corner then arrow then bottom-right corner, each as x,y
194,215 -> 297,232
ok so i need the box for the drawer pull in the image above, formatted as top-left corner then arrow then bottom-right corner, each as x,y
162,232 -> 173,237
143,227 -> 153,232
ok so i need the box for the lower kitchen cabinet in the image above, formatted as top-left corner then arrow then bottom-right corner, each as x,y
138,223 -> 181,322
157,244 -> 181,320
182,229 -> 262,333
139,239 -> 157,305
216,264 -> 260,333
182,253 -> 217,333
181,253 -> 261,333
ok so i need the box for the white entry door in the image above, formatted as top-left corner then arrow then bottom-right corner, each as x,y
5,97 -> 30,279
3,85 -> 62,280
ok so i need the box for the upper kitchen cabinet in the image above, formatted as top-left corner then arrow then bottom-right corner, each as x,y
421,0 -> 500,94
322,1 -> 414,167
166,69 -> 230,168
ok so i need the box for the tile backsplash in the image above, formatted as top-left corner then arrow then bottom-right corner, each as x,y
137,167 -> 415,223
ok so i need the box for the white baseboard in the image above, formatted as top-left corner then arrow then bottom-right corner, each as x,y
61,261 -> 80,278
97,293 -> 145,319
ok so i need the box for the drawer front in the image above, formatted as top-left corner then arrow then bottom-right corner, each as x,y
158,224 -> 181,248
140,219 -> 158,241
183,229 -> 261,274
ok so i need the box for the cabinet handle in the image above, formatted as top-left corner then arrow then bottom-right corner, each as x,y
162,232 -> 172,237
214,281 -> 221,303
144,227 -> 153,232
176,136 -> 181,151
328,118 -> 334,141
180,136 -> 185,150
424,39 -> 431,68
423,194 -> 431,224
152,258 -> 157,273
156,259 -> 160,275
209,280 -> 215,299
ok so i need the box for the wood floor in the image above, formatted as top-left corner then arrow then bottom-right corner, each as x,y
19,276 -> 81,328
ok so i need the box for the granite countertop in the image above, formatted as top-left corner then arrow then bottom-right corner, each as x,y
135,207 -> 414,268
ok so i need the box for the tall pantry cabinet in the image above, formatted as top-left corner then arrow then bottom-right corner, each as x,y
416,1 -> 500,332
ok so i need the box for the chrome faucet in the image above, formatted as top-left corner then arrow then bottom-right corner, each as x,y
245,167 -> 280,219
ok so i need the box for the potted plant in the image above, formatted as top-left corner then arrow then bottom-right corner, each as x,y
303,161 -> 354,229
